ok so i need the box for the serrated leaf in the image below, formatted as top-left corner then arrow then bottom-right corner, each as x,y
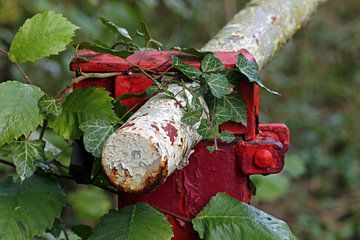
80,119 -> 115,158
203,73 -> 229,98
10,140 -> 45,180
0,175 -> 66,240
201,53 -> 225,73
99,17 -> 132,43
220,131 -> 235,143
215,94 -> 246,124
48,87 -> 118,139
89,203 -> 173,240
193,193 -> 298,240
197,119 -> 212,139
172,55 -> 202,80
39,95 -> 63,116
236,54 -> 279,95
78,42 -> 134,58
8,11 -> 79,62
0,81 -> 44,146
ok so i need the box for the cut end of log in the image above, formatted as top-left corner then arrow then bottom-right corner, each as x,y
102,130 -> 168,193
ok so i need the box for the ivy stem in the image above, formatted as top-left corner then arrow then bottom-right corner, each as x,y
39,120 -> 48,140
0,47 -> 33,85
0,158 -> 15,168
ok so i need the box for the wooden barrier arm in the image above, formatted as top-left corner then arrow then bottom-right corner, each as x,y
102,0 -> 326,193
202,0 -> 326,69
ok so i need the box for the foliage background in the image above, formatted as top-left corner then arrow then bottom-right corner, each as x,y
0,0 -> 359,239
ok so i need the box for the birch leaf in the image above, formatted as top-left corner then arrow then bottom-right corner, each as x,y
9,11 -> 79,62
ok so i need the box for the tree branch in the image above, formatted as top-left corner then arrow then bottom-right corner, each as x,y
0,47 -> 32,84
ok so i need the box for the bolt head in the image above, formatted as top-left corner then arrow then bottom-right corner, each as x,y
253,149 -> 274,168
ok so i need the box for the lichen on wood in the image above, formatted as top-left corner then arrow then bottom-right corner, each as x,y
202,0 -> 326,68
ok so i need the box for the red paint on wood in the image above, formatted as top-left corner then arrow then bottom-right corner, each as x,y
162,122 -> 178,145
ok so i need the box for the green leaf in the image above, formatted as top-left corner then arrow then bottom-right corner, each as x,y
39,95 -> 63,116
236,54 -> 279,95
215,94 -> 246,124
0,175 -> 66,240
207,145 -> 216,153
89,203 -> 173,240
182,109 -> 202,125
8,11 -> 79,62
80,119 -> 115,158
220,131 -> 235,143
78,42 -> 134,58
203,73 -> 229,98
198,119 -> 212,139
201,53 -> 225,73
251,174 -> 290,201
99,17 -> 132,43
0,81 -> 44,146
48,87 -> 118,139
10,140 -> 45,180
193,193 -> 298,240
172,55 -> 202,80
136,22 -> 163,49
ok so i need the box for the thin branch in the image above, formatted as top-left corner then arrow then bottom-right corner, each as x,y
0,47 -> 32,84
0,158 -> 15,168
152,205 -> 192,223
39,120 -> 48,140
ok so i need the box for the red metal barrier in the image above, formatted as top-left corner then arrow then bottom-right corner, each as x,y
71,50 -> 290,239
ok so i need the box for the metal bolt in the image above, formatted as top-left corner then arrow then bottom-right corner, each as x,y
253,149 -> 273,168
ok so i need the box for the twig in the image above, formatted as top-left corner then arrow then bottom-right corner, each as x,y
152,205 -> 192,223
0,158 -> 15,168
0,47 -> 32,85
39,120 -> 48,140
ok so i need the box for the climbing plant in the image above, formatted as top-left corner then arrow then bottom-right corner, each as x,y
0,12 -> 297,240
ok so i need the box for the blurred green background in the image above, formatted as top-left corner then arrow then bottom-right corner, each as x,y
0,0 -> 359,239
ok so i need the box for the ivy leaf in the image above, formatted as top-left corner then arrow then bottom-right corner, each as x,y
8,11 -> 79,63
99,17 -> 132,43
193,193 -> 298,240
39,95 -> 63,116
203,73 -> 229,98
136,22 -> 163,50
0,175 -> 66,240
197,119 -> 213,139
48,87 -> 118,139
172,55 -> 202,80
80,119 -> 115,158
182,109 -> 202,125
0,81 -> 44,146
220,131 -> 235,143
88,203 -> 173,240
207,145 -> 216,153
10,140 -> 46,181
78,42 -> 134,58
215,94 -> 246,124
236,54 -> 279,95
201,53 -> 225,73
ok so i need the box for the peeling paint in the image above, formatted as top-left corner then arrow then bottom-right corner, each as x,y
102,84 -> 205,193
